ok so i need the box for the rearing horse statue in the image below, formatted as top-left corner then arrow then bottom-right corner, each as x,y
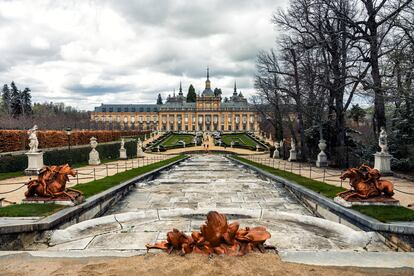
25,164 -> 83,202
337,164 -> 394,201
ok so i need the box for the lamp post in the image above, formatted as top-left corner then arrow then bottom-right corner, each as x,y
65,127 -> 72,151
345,130 -> 350,168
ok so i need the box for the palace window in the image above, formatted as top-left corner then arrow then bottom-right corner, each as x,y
147,107 -> 151,112
117,116 -> 121,122
146,116 -> 150,123
139,116 -> 143,123
109,107 -> 113,112
102,108 -> 106,112
123,116 -> 128,123
124,108 -> 129,112
117,107 -> 121,112
131,107 -> 136,112
139,107 -> 144,112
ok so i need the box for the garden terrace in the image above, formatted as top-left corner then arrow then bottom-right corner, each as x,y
219,132 -> 267,151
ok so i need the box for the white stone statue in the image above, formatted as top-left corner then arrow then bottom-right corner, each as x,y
230,141 -> 234,148
137,138 -> 144,158
379,127 -> 388,153
119,138 -> 127,159
374,127 -> 392,174
288,138 -> 297,161
27,125 -> 39,152
193,136 -> 197,146
120,138 -> 125,150
25,125 -> 44,175
290,139 -> 296,151
89,137 -> 101,165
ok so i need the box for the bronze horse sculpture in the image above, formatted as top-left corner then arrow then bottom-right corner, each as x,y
146,211 -> 275,256
25,164 -> 83,202
337,164 -> 394,201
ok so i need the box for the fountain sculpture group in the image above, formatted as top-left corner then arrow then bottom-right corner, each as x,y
146,211 -> 274,256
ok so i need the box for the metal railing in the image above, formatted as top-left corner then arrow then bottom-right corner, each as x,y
0,155 -> 171,197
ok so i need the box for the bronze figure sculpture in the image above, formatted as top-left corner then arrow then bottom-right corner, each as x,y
337,164 -> 394,201
146,211 -> 275,256
25,164 -> 83,202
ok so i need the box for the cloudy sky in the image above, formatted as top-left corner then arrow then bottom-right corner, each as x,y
0,0 -> 289,110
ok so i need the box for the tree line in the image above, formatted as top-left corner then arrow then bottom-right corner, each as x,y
0,82 -> 93,130
255,0 -> 414,169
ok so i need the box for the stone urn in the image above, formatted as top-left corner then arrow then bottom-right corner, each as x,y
316,139 -> 328,167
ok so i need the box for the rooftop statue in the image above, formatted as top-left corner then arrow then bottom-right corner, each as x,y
337,164 -> 394,201
25,164 -> 83,203
146,211 -> 275,256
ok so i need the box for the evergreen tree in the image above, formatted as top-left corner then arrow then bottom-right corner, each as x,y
21,87 -> 32,116
1,84 -> 11,114
348,104 -> 366,126
10,81 -> 22,117
156,93 -> 163,105
213,88 -> 222,97
186,84 -> 196,102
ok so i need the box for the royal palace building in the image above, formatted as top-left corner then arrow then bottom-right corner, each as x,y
91,69 -> 260,132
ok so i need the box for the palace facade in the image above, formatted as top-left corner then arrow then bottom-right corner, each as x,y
91,69 -> 260,132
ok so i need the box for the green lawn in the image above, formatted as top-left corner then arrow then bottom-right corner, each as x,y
70,155 -> 185,198
0,155 -> 186,217
352,205 -> 414,223
161,134 -> 194,147
221,133 -> 261,148
232,155 -> 345,198
0,171 -> 25,181
0,203 -> 65,217
233,155 -> 414,222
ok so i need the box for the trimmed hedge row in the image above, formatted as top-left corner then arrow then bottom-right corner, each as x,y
0,130 -> 148,153
0,140 -> 137,173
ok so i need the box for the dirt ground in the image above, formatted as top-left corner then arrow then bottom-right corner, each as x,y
0,253 -> 413,276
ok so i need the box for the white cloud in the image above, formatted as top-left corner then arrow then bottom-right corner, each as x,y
0,0 -> 289,110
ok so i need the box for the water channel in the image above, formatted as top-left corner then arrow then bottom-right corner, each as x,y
48,155 -> 389,254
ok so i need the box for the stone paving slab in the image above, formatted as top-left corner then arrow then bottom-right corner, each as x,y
279,251 -> 414,268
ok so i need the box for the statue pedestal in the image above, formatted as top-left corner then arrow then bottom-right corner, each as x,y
273,149 -> 279,159
25,152 -> 44,175
316,151 -> 328,167
137,148 -> 144,158
23,193 -> 84,206
89,149 -> 101,165
119,148 -> 127,159
288,149 -> 297,162
334,194 -> 399,208
374,152 -> 393,175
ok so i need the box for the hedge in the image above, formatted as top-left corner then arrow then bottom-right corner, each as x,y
0,130 -> 148,153
0,140 -> 137,173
